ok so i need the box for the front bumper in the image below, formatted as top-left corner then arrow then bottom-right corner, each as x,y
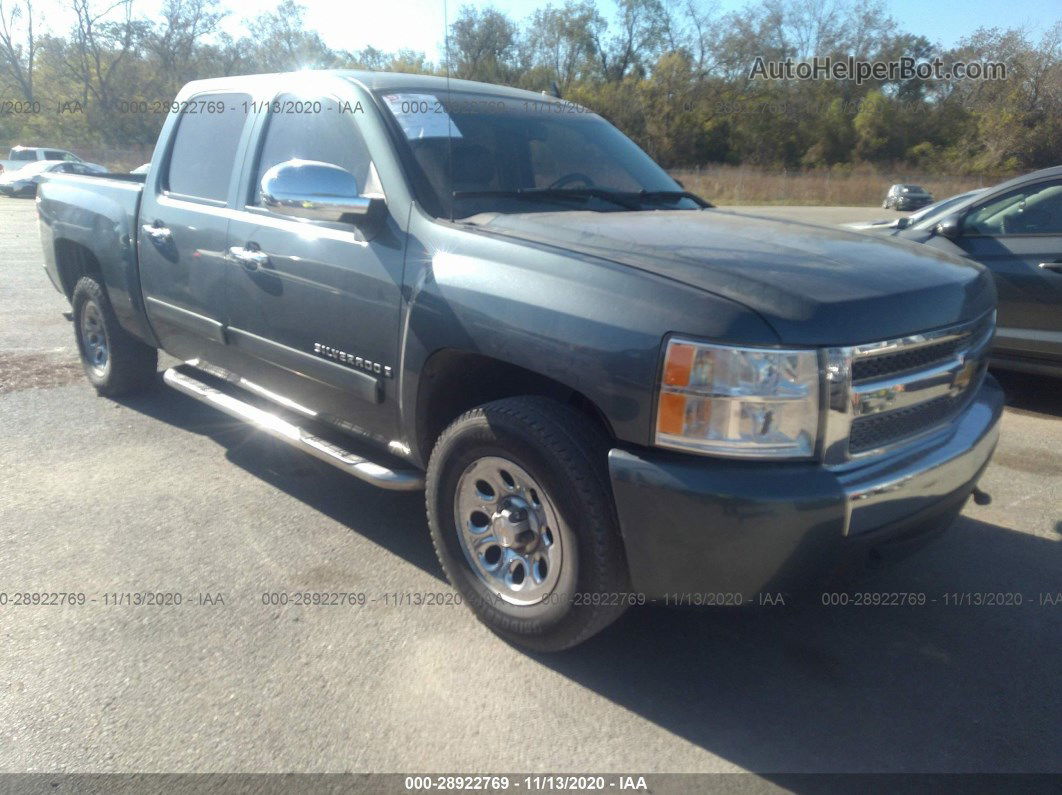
608,375 -> 1003,600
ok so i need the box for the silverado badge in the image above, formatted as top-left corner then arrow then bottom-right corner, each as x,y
314,343 -> 393,378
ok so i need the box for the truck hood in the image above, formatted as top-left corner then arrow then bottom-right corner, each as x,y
470,209 -> 995,345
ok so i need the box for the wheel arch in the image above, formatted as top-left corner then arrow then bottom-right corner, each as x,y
52,237 -> 159,348
54,238 -> 103,300
413,348 -> 616,466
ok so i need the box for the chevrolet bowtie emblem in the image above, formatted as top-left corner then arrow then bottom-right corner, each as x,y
951,358 -> 976,394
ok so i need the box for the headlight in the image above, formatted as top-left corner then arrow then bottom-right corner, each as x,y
655,338 -> 821,459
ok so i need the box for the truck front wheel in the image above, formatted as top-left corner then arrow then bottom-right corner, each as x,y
72,276 -> 158,396
426,396 -> 630,651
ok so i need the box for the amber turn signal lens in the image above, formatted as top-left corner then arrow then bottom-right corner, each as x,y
656,392 -> 687,435
663,342 -> 694,386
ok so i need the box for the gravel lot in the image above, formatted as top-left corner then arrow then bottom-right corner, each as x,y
0,197 -> 1059,776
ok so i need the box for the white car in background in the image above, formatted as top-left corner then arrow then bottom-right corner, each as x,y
0,160 -> 108,197
0,146 -> 105,176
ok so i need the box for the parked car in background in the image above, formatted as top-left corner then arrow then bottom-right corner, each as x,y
0,145 -> 104,176
130,163 -> 150,174
846,189 -> 987,233
895,166 -> 1062,377
883,183 -> 934,210
0,160 -> 106,197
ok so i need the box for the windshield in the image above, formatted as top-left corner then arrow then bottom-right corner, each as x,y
9,148 -> 36,161
377,90 -> 701,219
909,189 -> 987,230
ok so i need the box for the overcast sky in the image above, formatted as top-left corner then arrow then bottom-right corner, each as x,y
27,0 -> 1061,62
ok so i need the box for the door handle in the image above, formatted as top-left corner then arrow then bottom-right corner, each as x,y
228,245 -> 269,270
1038,261 -> 1062,273
141,222 -> 172,242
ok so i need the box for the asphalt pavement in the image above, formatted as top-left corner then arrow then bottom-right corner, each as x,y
0,198 -> 1059,777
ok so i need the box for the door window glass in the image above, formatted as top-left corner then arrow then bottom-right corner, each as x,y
166,93 -> 250,202
252,94 -> 380,206
964,181 -> 1062,236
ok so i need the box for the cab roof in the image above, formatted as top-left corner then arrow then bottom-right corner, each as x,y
178,70 -> 566,106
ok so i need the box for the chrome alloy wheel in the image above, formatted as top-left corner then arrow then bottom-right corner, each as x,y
453,456 -> 564,606
80,301 -> 109,376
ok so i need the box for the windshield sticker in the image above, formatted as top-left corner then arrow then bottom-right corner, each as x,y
382,94 -> 463,140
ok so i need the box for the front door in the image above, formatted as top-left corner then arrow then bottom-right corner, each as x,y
927,178 -> 1062,361
223,89 -> 406,445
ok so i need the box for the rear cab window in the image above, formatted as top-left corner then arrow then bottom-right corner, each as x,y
165,93 -> 252,204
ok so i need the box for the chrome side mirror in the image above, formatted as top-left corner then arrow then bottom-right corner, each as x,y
260,159 -> 374,223
934,213 -> 962,240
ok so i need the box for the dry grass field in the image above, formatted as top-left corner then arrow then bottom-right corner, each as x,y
674,165 -> 1012,207
85,143 -> 155,172
27,143 -> 1012,208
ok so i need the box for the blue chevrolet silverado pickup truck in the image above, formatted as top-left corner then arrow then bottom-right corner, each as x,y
36,70 -> 1002,650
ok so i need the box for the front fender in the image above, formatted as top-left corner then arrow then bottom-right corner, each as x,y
397,212 -> 779,457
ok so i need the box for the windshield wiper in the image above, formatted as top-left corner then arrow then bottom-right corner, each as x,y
452,187 -> 712,211
452,188 -> 640,210
635,190 -> 713,208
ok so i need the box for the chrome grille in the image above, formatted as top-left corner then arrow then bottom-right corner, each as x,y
850,337 -> 965,383
823,311 -> 995,466
848,394 -> 959,454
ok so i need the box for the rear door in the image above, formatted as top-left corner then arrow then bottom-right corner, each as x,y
223,86 -> 406,442
138,91 -> 253,363
927,178 -> 1062,361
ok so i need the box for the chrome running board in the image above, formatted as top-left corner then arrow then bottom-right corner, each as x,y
163,367 -> 424,491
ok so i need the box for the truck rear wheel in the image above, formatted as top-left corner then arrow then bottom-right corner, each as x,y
72,276 -> 158,396
426,396 -> 630,651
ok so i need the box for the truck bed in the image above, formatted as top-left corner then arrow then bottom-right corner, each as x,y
37,172 -> 156,346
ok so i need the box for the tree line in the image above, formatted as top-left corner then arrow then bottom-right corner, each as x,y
0,0 -> 1059,173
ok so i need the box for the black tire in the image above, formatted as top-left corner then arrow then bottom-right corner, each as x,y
426,396 -> 630,651
72,276 -> 158,396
